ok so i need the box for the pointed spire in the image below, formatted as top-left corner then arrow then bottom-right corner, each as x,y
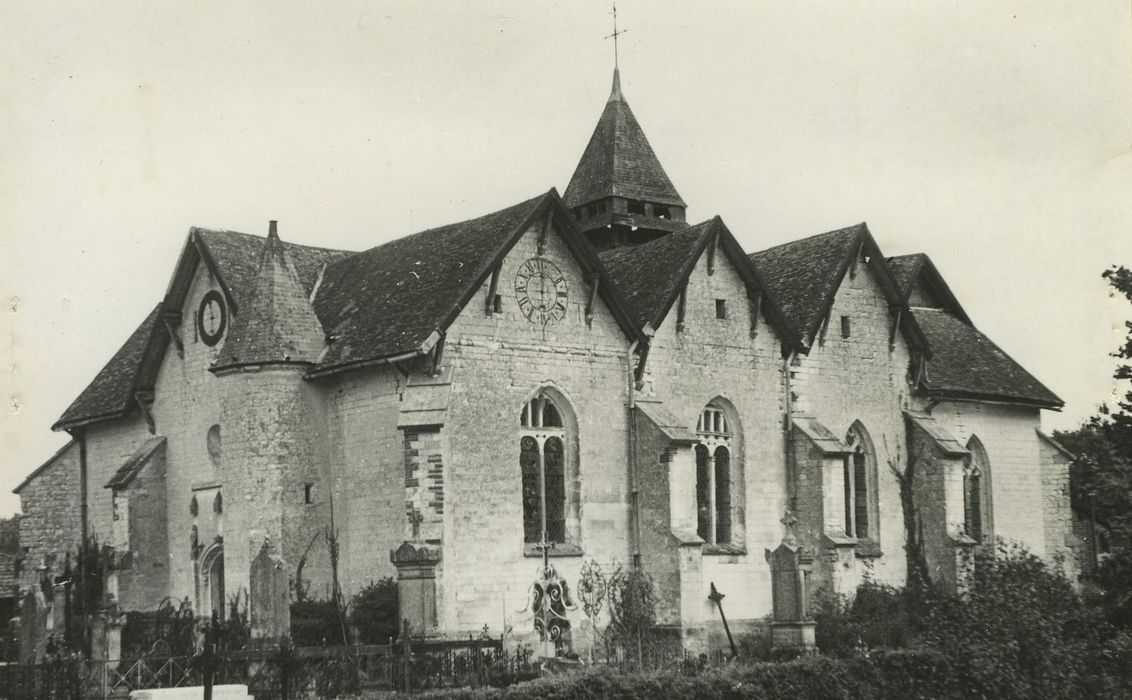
609,67 -> 623,103
563,69 -> 685,210
211,221 -> 326,372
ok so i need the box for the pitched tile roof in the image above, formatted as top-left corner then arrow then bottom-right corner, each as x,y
563,69 -> 685,209
912,307 -> 1062,407
886,253 -> 926,296
886,252 -> 972,325
598,221 -> 713,326
748,224 -> 864,342
308,191 -> 647,374
212,228 -> 327,370
53,305 -> 165,430
104,436 -> 166,489
195,229 -> 351,309
54,232 -> 350,431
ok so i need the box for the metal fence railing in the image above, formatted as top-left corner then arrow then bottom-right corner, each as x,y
0,633 -> 518,700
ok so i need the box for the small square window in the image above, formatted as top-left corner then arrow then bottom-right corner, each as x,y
303,483 -> 314,505
716,299 -> 728,319
841,316 -> 851,338
628,200 -> 646,215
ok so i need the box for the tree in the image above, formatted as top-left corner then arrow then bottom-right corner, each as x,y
1055,265 -> 1132,627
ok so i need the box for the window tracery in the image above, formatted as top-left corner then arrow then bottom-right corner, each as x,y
520,393 -> 569,545
695,402 -> 735,545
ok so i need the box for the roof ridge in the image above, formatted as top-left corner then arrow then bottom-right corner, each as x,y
196,227 -> 356,256
748,222 -> 866,259
327,192 -> 551,271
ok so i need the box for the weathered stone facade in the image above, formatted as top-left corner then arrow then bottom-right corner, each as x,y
15,68 -> 1078,657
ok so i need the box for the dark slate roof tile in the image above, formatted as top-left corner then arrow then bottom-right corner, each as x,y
54,305 -> 163,429
886,253 -> 926,297
213,231 -> 327,370
312,194 -> 547,370
748,225 -> 864,340
563,70 -> 685,209
913,307 -> 1062,407
598,222 -> 713,326
196,229 -> 351,307
104,436 -> 165,489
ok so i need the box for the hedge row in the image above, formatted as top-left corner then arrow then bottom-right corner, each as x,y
389,648 -> 1131,700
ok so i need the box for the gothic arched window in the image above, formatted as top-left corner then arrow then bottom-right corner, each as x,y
965,436 -> 992,543
695,402 -> 735,545
520,392 -> 569,545
844,423 -> 877,541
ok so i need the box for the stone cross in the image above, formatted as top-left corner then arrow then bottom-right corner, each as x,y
781,509 -> 799,546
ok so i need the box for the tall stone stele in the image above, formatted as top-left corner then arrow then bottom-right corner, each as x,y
390,542 -> 440,635
765,512 -> 816,652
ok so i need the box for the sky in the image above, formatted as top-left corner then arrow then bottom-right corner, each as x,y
2,1 -> 1130,517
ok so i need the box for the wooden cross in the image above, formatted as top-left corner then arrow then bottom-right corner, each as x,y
605,2 -> 628,69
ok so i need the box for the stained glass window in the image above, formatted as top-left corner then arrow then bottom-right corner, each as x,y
519,394 -> 570,546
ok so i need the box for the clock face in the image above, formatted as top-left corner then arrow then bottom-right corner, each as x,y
514,258 -> 569,326
197,290 -> 227,346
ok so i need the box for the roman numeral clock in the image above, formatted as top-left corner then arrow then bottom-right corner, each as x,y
514,257 -> 569,326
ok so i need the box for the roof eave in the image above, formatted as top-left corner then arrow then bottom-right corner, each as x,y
922,388 -> 1063,411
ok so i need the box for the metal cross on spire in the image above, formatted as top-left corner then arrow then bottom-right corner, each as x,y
605,2 -> 628,69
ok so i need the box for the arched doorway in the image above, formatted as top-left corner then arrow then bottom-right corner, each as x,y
199,544 -> 225,621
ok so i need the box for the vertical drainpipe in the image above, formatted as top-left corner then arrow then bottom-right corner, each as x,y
626,338 -> 641,570
74,428 -> 89,651
782,349 -> 798,512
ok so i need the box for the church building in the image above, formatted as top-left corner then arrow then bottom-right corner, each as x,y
15,68 -> 1076,652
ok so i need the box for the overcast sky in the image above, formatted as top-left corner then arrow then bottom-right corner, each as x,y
2,1 -> 1131,517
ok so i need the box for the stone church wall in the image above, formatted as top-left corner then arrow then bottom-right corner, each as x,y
642,249 -> 788,627
114,447 -> 169,611
321,366 -> 405,597
932,402 -> 1047,557
1039,435 -> 1077,581
440,222 -> 633,637
16,441 -> 81,589
83,416 -> 151,551
789,261 -> 914,590
151,261 -> 227,610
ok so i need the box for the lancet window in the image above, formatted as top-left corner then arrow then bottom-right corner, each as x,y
520,393 -> 568,545
844,423 -> 876,541
964,436 -> 992,543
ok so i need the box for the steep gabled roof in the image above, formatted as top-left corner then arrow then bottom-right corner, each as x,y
912,307 -> 1062,408
598,217 -> 799,349
13,439 -> 77,494
748,223 -> 923,354
309,190 -> 646,375
104,436 -> 166,489
212,226 -> 327,371
53,304 -> 167,431
54,231 -> 351,432
599,222 -> 712,327
170,228 -> 351,315
563,69 -> 685,209
886,253 -> 972,325
749,225 -> 862,343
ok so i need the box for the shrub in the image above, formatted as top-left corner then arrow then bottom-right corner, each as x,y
290,598 -> 346,646
350,578 -> 399,644
813,580 -> 911,655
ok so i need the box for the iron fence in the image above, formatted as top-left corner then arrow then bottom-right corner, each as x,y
0,634 -> 514,699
